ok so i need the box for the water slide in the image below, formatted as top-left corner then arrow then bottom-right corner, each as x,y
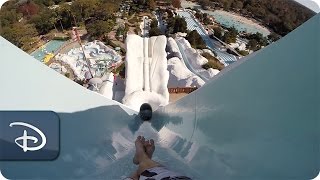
175,37 -> 209,82
0,13 -> 319,180
177,10 -> 237,65
123,35 -> 169,111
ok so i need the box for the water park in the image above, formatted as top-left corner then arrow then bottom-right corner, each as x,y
181,0 -> 271,37
55,40 -> 122,80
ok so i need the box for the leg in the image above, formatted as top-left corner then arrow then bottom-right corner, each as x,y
127,170 -> 139,180
133,138 -> 155,165
144,139 -> 155,159
134,136 -> 160,175
131,137 -> 191,179
133,136 -> 145,165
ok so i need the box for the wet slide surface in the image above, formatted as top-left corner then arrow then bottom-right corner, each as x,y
0,13 -> 319,180
122,35 -> 169,111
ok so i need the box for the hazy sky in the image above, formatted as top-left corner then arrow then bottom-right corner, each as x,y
294,0 -> 320,12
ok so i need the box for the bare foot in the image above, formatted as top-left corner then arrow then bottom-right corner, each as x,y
129,170 -> 139,180
133,136 -> 148,165
144,139 -> 155,159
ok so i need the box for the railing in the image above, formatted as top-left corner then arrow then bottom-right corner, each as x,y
168,87 -> 198,94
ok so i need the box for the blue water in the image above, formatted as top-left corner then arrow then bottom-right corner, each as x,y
31,40 -> 66,62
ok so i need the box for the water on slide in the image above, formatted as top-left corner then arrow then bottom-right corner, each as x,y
0,13 -> 319,180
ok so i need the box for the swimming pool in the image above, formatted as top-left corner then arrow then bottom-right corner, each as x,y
31,40 -> 67,62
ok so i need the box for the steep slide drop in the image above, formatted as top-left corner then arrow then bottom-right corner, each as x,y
0,14 -> 319,180
122,35 -> 170,111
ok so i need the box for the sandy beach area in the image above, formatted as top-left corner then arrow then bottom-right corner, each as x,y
211,9 -> 271,34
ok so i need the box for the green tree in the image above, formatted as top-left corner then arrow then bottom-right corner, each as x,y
71,0 -> 99,22
236,48 -> 249,56
223,0 -> 232,11
222,27 -> 238,44
149,27 -> 162,36
267,32 -> 280,42
199,0 -> 210,9
86,20 -> 115,39
18,1 -> 40,17
95,2 -> 118,21
2,23 -> 38,51
222,32 -> 235,44
30,10 -> 56,34
57,4 -> 75,29
49,16 -> 58,32
247,39 -> 260,51
186,30 -> 206,49
0,9 -> 21,27
167,16 -> 185,34
231,1 -> 243,10
202,13 -> 211,25
56,14 -> 64,31
146,0 -> 156,10
212,27 -> 223,39
195,12 -> 203,21
150,19 -> 158,28
172,0 -> 181,8
116,27 -> 124,37
173,16 -> 187,33
248,32 -> 268,46
135,0 -> 146,6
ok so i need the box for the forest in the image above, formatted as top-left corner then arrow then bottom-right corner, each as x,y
0,0 -> 120,51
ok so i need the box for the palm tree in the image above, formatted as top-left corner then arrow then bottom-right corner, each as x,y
49,17 -> 58,32
56,15 -> 64,32
59,4 -> 77,27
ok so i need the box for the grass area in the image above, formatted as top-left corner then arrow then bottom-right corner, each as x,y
201,52 -> 225,71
